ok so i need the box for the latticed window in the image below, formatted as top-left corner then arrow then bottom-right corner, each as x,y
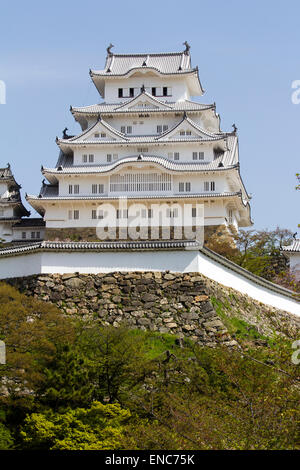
110,173 -> 172,192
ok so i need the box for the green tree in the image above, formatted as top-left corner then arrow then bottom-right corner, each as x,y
21,401 -> 131,450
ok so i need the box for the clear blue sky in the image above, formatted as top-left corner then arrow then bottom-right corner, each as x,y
0,0 -> 299,232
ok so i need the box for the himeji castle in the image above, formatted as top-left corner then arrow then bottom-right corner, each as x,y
0,44 -> 299,316
26,43 -> 252,242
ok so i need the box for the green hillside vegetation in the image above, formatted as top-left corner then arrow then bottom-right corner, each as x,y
0,282 -> 299,450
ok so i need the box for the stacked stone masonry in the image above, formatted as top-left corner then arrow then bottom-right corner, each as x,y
7,271 -> 299,346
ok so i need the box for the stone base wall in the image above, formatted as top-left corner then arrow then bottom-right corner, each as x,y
7,272 -> 237,348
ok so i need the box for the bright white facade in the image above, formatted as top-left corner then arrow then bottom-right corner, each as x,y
27,45 -> 252,240
282,239 -> 300,281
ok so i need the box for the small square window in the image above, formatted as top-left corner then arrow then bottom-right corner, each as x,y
101,132 -> 106,138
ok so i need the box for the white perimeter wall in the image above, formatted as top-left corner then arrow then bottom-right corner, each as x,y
0,249 -> 299,316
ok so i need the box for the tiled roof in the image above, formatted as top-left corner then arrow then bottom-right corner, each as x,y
0,166 -> 13,179
43,153 -> 238,177
13,218 -> 45,228
28,191 -> 243,202
72,99 -> 214,115
0,165 -> 20,188
282,239 -> 300,253
57,115 -> 228,147
0,239 -> 199,256
92,51 -> 193,77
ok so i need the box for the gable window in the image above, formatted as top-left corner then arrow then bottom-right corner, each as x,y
116,209 -> 128,219
101,132 -> 106,138
193,151 -> 205,160
92,184 -> 104,194
92,209 -> 104,220
94,133 -> 100,138
204,181 -> 215,192
179,182 -> 191,192
186,130 -> 191,136
180,130 -> 185,136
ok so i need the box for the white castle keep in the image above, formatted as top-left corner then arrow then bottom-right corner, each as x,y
25,43 -> 252,242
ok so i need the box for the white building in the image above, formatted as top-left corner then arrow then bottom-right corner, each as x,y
26,44 -> 252,242
282,239 -> 300,281
0,164 -> 30,243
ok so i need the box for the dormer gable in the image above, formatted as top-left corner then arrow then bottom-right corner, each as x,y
156,115 -> 224,141
115,91 -> 173,112
58,116 -> 128,144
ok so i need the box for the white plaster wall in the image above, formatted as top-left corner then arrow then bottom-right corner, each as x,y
72,142 -> 218,166
0,249 -> 299,316
288,253 -> 300,281
194,252 -> 300,316
1,253 -> 42,278
104,76 -> 189,103
43,199 -> 228,228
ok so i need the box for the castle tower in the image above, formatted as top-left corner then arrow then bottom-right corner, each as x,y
27,44 -> 252,242
0,164 -> 30,243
